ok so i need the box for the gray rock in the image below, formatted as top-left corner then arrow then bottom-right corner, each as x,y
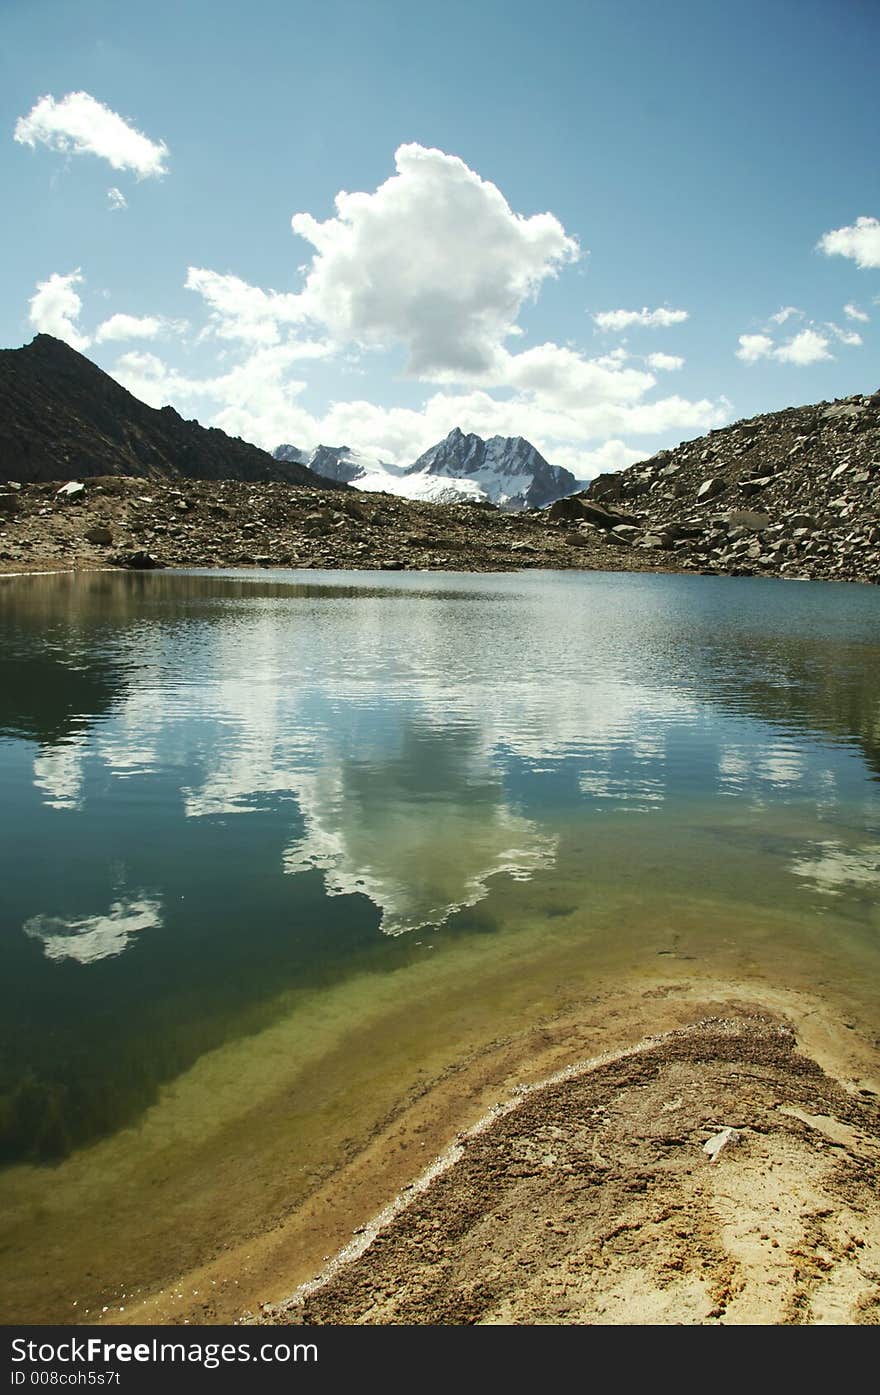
739,476 -> 774,496
724,510 -> 771,532
584,471 -> 624,501
113,549 -> 165,570
703,1127 -> 742,1162
547,496 -> 636,530
697,478 -> 726,502
84,526 -> 113,545
822,402 -> 865,420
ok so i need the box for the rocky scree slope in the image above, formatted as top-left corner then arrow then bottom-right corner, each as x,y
0,335 -> 341,489
0,476 -> 674,575
553,391 -> 880,583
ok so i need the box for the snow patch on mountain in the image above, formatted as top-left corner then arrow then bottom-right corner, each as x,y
273,429 -> 580,509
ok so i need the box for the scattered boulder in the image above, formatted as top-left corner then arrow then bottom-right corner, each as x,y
547,496 -> 637,530
546,496 -> 591,523
586,471 -> 625,501
739,476 -> 774,496
113,549 -> 165,570
723,511 -> 771,532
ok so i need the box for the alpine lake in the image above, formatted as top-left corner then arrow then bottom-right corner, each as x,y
1,566 -> 879,1323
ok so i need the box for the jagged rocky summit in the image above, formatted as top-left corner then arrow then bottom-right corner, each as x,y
273,428 -> 579,509
0,335 -> 342,489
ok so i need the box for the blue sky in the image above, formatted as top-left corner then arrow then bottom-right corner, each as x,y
2,0 -> 878,476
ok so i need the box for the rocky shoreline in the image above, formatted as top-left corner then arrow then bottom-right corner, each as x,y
0,474 -> 673,577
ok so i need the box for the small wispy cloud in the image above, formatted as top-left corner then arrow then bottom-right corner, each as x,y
593,306 -> 688,331
94,313 -> 186,343
736,333 -> 775,364
826,322 -> 862,347
14,91 -> 168,178
843,302 -> 869,322
646,352 -> 684,371
107,186 -> 128,211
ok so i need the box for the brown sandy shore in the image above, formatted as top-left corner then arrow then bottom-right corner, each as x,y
251,1012 -> 880,1327
94,980 -> 880,1330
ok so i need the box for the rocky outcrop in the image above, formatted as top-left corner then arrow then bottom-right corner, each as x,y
577,390 -> 880,583
0,336 -> 344,489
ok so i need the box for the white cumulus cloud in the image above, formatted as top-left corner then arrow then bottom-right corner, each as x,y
646,352 -> 684,371
775,329 -> 833,364
95,313 -> 165,343
499,341 -> 654,408
737,327 -> 835,366
111,351 -> 209,408
110,340 -> 725,476
14,91 -> 168,178
593,306 -> 688,331
818,216 -> 880,270
736,333 -> 774,363
291,142 -> 579,376
104,145 -> 726,474
843,303 -> 868,322
28,269 -> 90,349
185,267 -> 307,345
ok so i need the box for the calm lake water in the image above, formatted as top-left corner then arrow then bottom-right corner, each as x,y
2,566 -> 880,1321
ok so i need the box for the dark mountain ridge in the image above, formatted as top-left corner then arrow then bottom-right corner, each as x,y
0,335 -> 342,488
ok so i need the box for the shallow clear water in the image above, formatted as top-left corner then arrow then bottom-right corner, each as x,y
1,567 -> 879,1320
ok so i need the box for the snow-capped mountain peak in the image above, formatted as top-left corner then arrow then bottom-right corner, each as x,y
272,430 -> 580,510
405,430 -> 578,508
